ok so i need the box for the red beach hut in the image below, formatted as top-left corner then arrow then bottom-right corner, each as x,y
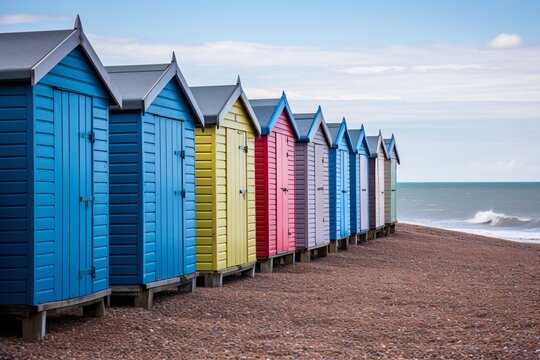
250,93 -> 300,272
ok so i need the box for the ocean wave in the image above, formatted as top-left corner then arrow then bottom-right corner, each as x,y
466,210 -> 540,228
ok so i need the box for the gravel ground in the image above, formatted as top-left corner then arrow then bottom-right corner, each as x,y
1,224 -> 539,359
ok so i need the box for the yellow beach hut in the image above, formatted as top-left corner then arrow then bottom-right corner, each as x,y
191,77 -> 261,287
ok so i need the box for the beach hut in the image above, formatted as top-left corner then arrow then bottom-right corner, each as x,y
0,17 -> 122,339
326,118 -> 355,252
191,78 -> 261,287
106,54 -> 205,308
366,131 -> 389,239
349,125 -> 370,242
294,107 -> 332,262
250,93 -> 299,273
384,135 -> 400,233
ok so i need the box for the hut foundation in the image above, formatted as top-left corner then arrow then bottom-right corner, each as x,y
257,251 -> 295,273
198,263 -> 256,288
111,274 -> 197,310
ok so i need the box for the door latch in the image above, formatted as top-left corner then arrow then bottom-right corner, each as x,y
79,266 -> 96,279
174,150 -> 186,159
82,131 -> 96,143
281,187 -> 289,192
238,145 -> 248,153
80,196 -> 94,208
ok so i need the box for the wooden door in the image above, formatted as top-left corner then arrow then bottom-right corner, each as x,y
55,89 -> 93,299
226,129 -> 248,267
276,134 -> 289,253
378,157 -> 385,227
339,149 -> 348,238
391,160 -> 397,222
154,116 -> 184,279
314,144 -> 326,246
359,154 -> 369,230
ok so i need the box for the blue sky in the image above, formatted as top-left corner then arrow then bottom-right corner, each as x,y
1,1 -> 539,181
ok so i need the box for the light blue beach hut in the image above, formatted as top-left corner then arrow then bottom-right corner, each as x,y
327,118 -> 355,252
349,125 -> 371,242
106,54 -> 204,307
0,17 -> 122,339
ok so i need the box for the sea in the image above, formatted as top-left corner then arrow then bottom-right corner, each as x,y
397,182 -> 540,244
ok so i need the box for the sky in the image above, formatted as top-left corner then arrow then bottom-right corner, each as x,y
1,0 -> 539,182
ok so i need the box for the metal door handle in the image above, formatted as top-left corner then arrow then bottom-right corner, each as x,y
361,189 -> 367,192
281,187 -> 288,192
342,190 -> 347,193
317,186 -> 324,190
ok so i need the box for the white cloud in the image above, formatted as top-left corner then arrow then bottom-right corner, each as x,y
413,64 -> 489,72
487,33 -> 522,49
0,13 -> 70,26
86,33 -> 540,118
342,66 -> 405,75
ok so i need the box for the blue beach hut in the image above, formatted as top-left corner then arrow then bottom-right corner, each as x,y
326,118 -> 355,252
106,54 -> 204,308
0,17 -> 122,339
349,125 -> 371,242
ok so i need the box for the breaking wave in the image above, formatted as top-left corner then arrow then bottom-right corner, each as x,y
467,210 -> 540,228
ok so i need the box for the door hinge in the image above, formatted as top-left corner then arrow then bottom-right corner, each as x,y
82,131 -> 96,143
174,150 -> 186,159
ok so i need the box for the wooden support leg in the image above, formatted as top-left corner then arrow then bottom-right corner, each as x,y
83,299 -> 106,318
178,279 -> 196,294
329,241 -> 338,253
259,259 -> 273,273
133,290 -> 153,309
319,245 -> 329,258
22,311 -> 46,341
340,237 -> 350,251
299,251 -> 311,262
203,273 -> 223,288
242,266 -> 256,278
349,235 -> 358,246
390,224 -> 396,234
283,253 -> 295,265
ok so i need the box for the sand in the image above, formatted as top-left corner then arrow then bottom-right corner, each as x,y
0,224 -> 539,359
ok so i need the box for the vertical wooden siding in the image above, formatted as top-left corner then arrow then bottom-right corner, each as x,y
329,135 -> 351,240
384,159 -> 391,223
359,154 -> 369,231
254,110 -> 296,257
368,158 -> 377,229
349,153 -> 360,234
195,100 -> 256,271
0,83 -> 30,305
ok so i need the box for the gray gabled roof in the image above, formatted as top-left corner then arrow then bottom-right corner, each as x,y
366,131 -> 389,159
327,123 -> 341,142
384,135 -> 401,164
190,78 -> 260,134
249,92 -> 300,137
249,98 -> 280,130
294,113 -> 318,139
293,107 -> 332,146
106,53 -> 204,127
349,129 -> 362,146
0,16 -> 121,106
